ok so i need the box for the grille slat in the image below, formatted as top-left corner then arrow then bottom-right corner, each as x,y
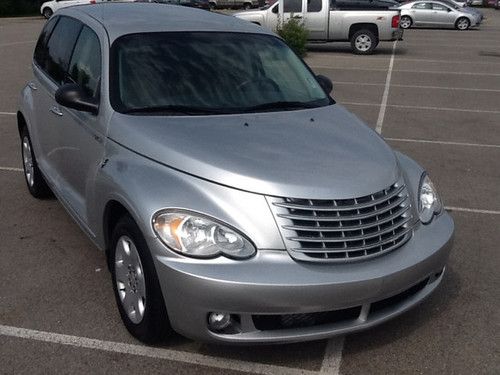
276,194 -> 407,222
287,215 -> 412,243
269,179 -> 414,263
273,184 -> 405,212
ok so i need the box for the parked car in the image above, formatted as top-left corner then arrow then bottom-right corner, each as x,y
19,2 -> 453,344
399,1 -> 481,29
440,0 -> 484,19
40,0 -> 102,19
208,0 -> 259,9
235,0 -> 403,54
135,0 -> 210,10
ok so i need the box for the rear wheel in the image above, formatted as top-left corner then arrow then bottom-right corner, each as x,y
350,29 -> 378,55
21,127 -> 51,199
243,2 -> 252,9
455,17 -> 470,30
42,7 -> 53,19
110,215 -> 172,343
400,15 -> 412,29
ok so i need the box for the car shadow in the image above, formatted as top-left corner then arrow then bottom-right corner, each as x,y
307,43 -> 398,56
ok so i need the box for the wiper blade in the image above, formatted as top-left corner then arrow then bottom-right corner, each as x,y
123,105 -> 226,115
240,101 -> 319,113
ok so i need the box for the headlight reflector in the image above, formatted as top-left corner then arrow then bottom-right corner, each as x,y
418,174 -> 442,224
152,211 -> 256,259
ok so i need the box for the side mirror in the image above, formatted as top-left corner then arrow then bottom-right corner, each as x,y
316,75 -> 333,95
55,83 -> 99,115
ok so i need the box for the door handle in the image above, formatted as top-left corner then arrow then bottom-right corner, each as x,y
28,82 -> 38,91
49,106 -> 63,117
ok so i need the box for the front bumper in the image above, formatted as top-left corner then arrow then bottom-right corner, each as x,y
151,212 -> 453,344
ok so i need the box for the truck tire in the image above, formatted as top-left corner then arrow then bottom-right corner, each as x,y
350,29 -> 378,55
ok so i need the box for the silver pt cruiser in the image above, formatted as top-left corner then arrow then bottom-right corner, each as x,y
18,3 -> 454,344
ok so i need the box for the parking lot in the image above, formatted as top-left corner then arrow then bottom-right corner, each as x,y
1,9 -> 499,374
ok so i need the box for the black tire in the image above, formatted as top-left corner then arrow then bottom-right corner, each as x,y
350,29 -> 378,55
455,17 -> 470,30
400,15 -> 413,29
110,214 -> 172,344
42,7 -> 53,19
243,2 -> 252,9
209,2 -> 216,10
20,127 -> 52,199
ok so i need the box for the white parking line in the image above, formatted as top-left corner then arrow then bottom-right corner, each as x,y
0,40 -> 36,48
376,41 -> 397,134
333,81 -> 500,93
311,66 -> 500,77
0,111 -> 16,116
446,207 -> 500,215
319,337 -> 345,375
0,324 -> 319,375
0,166 -> 23,172
342,102 -> 500,115
385,137 -> 500,149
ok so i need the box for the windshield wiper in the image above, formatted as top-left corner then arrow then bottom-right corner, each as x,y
123,105 -> 227,115
239,101 -> 321,113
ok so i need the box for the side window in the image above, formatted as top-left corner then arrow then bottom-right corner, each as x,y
68,26 -> 102,99
284,0 -> 302,12
44,16 -> 82,85
412,2 -> 432,8
34,17 -> 59,68
307,0 -> 322,12
432,3 -> 449,10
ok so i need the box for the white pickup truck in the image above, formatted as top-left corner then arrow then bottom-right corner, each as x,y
235,0 -> 403,54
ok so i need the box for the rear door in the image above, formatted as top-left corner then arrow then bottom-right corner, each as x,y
304,0 -> 329,39
31,16 -> 82,187
409,2 -> 434,25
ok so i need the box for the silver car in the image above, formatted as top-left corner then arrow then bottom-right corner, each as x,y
399,0 -> 481,29
18,2 -> 453,344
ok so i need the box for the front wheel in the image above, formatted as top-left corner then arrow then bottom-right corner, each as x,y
400,16 -> 412,29
350,30 -> 378,55
110,215 -> 172,343
456,17 -> 470,30
42,7 -> 53,19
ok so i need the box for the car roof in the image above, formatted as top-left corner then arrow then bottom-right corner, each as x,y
58,2 -> 272,43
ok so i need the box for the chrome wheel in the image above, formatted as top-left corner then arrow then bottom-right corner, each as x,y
457,18 -> 470,30
115,236 -> 146,324
22,136 -> 34,187
355,35 -> 372,52
400,16 -> 412,29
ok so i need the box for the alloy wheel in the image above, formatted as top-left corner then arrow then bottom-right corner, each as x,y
22,136 -> 34,187
355,35 -> 372,52
115,236 -> 146,324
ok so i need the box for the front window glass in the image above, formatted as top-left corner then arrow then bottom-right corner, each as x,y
284,0 -> 302,12
68,26 -> 101,98
412,2 -> 432,8
111,32 -> 330,115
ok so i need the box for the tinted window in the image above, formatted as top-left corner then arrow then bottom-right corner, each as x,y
44,16 -> 82,85
332,0 -> 357,10
412,2 -> 432,8
111,32 -> 329,114
308,0 -> 322,11
284,0 -> 302,12
432,3 -> 449,10
68,26 -> 101,98
34,17 -> 59,68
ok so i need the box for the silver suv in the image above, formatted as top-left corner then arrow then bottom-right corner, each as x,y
18,2 -> 454,344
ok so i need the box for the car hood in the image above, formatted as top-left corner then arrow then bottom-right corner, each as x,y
108,104 -> 400,199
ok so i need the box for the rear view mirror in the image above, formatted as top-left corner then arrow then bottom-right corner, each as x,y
55,83 -> 99,115
316,75 -> 333,95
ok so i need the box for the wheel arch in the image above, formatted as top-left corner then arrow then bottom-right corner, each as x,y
348,23 -> 379,40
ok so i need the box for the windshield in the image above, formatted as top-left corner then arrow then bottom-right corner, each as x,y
110,32 -> 331,115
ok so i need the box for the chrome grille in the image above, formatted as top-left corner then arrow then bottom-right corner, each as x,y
268,179 -> 414,263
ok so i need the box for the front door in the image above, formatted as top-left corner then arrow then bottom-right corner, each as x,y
54,25 -> 105,225
410,2 -> 434,26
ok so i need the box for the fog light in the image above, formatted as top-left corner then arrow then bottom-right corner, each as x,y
208,312 -> 231,331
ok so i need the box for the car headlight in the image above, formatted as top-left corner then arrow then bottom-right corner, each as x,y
418,174 -> 442,224
152,210 -> 256,259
